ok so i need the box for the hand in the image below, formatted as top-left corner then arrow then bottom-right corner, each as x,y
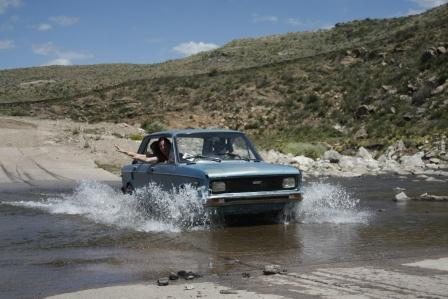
114,144 -> 124,153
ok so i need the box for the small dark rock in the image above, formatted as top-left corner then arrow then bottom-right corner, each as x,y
169,272 -> 178,280
220,290 -> 238,294
403,113 -> 414,121
177,270 -> 187,279
421,49 -> 435,63
157,277 -> 169,286
377,209 -> 386,212
178,270 -> 201,280
242,272 -> 250,278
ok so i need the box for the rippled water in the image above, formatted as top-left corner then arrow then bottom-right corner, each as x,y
1,176 -> 447,298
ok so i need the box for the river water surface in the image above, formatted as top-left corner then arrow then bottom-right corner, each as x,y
1,175 -> 447,298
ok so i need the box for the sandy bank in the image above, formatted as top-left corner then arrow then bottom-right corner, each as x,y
0,116 -> 144,190
45,256 -> 448,299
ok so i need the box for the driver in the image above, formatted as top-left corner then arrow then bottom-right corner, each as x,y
114,137 -> 171,163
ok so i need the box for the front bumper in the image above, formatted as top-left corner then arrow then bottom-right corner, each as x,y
203,190 -> 302,208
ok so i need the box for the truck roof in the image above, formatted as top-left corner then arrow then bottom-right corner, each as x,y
148,128 -> 242,137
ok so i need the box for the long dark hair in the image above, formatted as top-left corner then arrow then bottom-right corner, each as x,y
151,137 -> 171,162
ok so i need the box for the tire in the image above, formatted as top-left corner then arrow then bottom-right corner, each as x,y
124,184 -> 135,195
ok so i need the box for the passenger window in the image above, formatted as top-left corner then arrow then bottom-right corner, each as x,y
141,137 -> 174,163
232,136 -> 251,157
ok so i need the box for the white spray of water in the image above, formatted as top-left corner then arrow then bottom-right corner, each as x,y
2,181 -> 370,231
4,180 -> 208,232
297,182 -> 371,224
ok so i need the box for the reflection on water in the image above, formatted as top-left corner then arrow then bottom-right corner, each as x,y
0,176 -> 447,298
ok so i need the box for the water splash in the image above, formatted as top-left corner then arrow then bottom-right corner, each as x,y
296,182 -> 371,224
4,180 -> 208,232
2,181 -> 370,231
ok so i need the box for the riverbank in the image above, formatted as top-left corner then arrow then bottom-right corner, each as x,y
1,116 -> 447,187
45,254 -> 448,299
261,140 -> 448,181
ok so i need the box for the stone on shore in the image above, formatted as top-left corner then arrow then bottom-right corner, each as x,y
291,155 -> 314,170
323,149 -> 342,163
263,264 -> 281,275
157,278 -> 169,286
400,152 -> 425,171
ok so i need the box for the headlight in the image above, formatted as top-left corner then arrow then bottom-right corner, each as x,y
282,177 -> 296,188
211,181 -> 226,192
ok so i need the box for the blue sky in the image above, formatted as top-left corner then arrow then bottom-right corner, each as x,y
0,0 -> 446,69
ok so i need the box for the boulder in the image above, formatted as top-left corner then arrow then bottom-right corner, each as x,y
399,94 -> 413,103
357,147 -> 373,160
263,264 -> 281,275
382,85 -> 397,95
157,277 -> 169,286
400,152 -> 425,170
378,156 -> 408,175
432,81 -> 447,95
338,155 -> 378,174
291,155 -> 314,170
355,105 -> 375,118
418,193 -> 448,201
323,150 -> 342,163
354,126 -> 368,139
436,46 -> 447,55
394,192 -> 410,202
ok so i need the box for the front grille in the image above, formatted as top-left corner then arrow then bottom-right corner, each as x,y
210,176 -> 294,194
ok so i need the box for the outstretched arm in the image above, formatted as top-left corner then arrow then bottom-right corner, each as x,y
114,144 -> 158,163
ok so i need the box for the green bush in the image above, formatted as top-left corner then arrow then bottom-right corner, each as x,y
281,142 -> 326,159
140,120 -> 167,133
128,133 -> 144,141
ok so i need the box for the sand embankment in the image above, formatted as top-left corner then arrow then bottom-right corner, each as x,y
0,116 -> 143,190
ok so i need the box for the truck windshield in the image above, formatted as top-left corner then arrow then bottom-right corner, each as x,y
176,133 -> 259,162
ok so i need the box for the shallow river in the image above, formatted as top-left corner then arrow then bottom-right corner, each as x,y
1,175 -> 447,299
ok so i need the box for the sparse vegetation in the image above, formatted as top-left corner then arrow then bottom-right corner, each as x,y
1,4 -> 447,154
140,120 -> 167,133
281,142 -> 327,160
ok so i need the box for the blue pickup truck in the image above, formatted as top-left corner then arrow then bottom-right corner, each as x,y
121,129 -> 302,216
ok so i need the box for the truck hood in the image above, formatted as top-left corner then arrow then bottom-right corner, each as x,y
184,161 -> 300,178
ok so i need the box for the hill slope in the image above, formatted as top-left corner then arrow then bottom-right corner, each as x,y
1,4 -> 447,153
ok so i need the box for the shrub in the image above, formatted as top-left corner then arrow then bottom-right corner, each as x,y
128,133 -> 144,141
281,142 -> 326,159
140,120 -> 167,133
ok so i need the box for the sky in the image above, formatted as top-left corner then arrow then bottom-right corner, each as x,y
0,0 -> 447,69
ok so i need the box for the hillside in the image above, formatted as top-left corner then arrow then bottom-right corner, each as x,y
1,4 -> 447,154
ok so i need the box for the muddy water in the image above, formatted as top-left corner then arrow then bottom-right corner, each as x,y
1,176 -> 448,298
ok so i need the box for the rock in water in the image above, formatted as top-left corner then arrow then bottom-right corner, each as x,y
394,192 -> 410,202
419,193 -> 448,201
157,277 -> 169,286
263,264 -> 281,275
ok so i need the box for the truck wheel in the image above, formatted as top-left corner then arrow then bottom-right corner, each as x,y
124,184 -> 135,195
